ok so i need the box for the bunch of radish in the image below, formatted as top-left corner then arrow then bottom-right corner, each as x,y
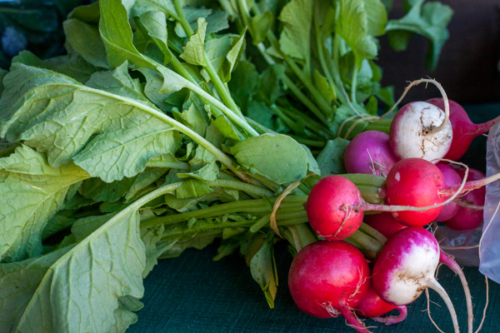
287,79 -> 500,332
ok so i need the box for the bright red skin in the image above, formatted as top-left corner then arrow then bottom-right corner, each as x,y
427,98 -> 495,161
435,164 -> 461,221
386,159 -> 446,226
364,212 -> 407,238
445,168 -> 485,230
306,176 -> 364,240
288,241 -> 370,318
372,227 -> 440,306
355,283 -> 396,318
344,131 -> 398,177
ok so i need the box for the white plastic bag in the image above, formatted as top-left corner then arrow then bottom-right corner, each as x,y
435,225 -> 481,267
479,122 -> 500,283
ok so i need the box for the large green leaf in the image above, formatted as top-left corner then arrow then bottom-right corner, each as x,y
386,0 -> 453,70
335,0 -> 387,66
230,134 -> 308,184
180,18 -> 207,66
0,145 -> 89,262
64,18 -> 110,69
14,209 -> 146,333
0,64 -> 182,183
278,0 -> 312,65
0,246 -> 73,332
99,0 -> 153,69
316,138 -> 350,175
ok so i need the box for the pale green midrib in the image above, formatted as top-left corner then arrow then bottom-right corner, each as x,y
14,181 -> 184,331
7,76 -> 239,176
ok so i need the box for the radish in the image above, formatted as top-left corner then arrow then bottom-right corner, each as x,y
344,131 -> 398,177
306,175 -> 364,240
355,282 -> 407,325
389,101 -> 453,163
445,167 -> 485,230
364,213 -> 407,239
371,227 -> 460,333
427,98 -> 500,161
385,158 -> 446,226
288,241 -> 371,332
435,163 -> 462,221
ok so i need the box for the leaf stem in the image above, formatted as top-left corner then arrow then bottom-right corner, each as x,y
207,179 -> 274,197
173,0 -> 246,120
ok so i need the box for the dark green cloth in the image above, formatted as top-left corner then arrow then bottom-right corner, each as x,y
129,104 -> 500,332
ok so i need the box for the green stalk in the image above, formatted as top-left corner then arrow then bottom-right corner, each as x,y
291,136 -> 326,148
174,0 -> 245,120
238,2 -> 328,124
339,174 -> 386,187
251,5 -> 334,117
313,9 -> 338,99
249,214 -> 271,233
173,0 -> 194,36
143,196 -> 307,227
351,63 -> 359,103
348,229 -> 383,255
358,223 -> 387,245
207,179 -> 274,197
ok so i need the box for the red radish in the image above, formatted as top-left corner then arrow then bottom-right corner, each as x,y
364,213 -> 407,238
288,241 -> 370,332
355,283 -> 407,325
372,227 -> 460,333
306,176 -> 364,240
445,168 -> 485,230
389,101 -> 453,163
344,131 -> 398,177
385,158 -> 446,226
427,98 -> 500,161
435,163 -> 462,221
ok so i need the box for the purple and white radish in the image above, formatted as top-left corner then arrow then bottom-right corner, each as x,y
427,98 -> 500,161
288,241 -> 371,333
344,130 -> 398,177
435,163 -> 462,221
372,227 -> 460,333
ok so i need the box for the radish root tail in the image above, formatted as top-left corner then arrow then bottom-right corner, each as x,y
440,251 -> 473,333
371,306 -> 407,325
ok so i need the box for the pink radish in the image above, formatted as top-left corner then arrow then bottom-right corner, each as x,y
371,227 -> 460,333
427,98 -> 500,161
389,101 -> 453,162
306,176 -> 364,240
344,131 -> 398,177
355,283 -> 407,325
385,158 -> 446,226
288,241 -> 370,332
445,168 -> 485,230
364,213 -> 407,239
435,163 -> 462,221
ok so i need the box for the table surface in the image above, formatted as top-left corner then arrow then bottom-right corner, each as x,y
129,104 -> 500,333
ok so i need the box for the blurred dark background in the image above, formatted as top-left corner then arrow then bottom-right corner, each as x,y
379,0 -> 500,104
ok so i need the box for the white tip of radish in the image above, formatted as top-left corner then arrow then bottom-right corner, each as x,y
383,238 -> 439,305
390,102 -> 453,163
